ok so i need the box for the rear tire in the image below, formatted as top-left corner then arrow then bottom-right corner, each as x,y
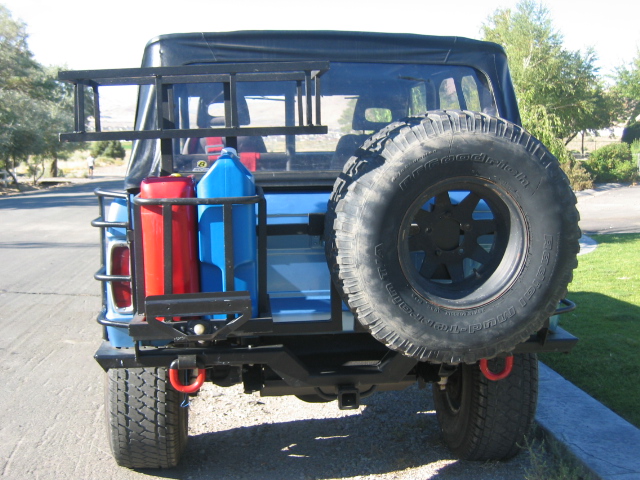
432,353 -> 538,460
105,367 -> 188,469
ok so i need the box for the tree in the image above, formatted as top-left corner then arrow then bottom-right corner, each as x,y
482,1 -> 617,148
0,90 -> 42,184
0,6 -> 41,183
0,5 -> 40,95
0,6 -> 77,184
37,66 -> 77,177
613,50 -> 640,143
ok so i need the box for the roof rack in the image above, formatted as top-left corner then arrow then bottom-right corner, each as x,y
58,61 -> 329,143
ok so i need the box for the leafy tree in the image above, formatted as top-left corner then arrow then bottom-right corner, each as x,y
482,1 -> 617,149
0,6 -> 78,184
37,66 -> 77,177
614,50 -> 640,143
0,6 -> 40,94
614,51 -> 640,120
0,6 -> 40,183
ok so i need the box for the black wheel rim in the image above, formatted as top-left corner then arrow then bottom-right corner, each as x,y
442,367 -> 463,414
399,178 -> 527,309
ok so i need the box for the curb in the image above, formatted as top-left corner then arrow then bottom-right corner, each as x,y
537,363 -> 640,480
574,183 -> 630,198
579,234 -> 598,255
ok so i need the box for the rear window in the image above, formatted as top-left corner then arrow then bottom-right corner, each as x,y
171,62 -> 497,175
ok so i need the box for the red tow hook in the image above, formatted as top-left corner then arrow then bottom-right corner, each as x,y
169,365 -> 206,394
479,355 -> 514,381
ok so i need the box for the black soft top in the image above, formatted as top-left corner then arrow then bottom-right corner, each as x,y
143,31 -> 502,69
125,31 -> 520,188
141,32 -> 516,113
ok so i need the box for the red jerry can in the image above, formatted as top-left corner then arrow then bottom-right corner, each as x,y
140,176 -> 199,310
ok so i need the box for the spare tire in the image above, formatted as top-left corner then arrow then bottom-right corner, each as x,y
325,111 -> 580,364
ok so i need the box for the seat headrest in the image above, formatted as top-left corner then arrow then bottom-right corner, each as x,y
197,95 -> 251,128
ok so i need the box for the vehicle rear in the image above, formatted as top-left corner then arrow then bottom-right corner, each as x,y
60,31 -> 579,468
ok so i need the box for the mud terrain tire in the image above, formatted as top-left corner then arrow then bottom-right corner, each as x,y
325,111 -> 580,363
105,367 -> 188,469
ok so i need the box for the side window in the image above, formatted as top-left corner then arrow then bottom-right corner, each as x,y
439,78 -> 460,109
438,75 -> 489,112
409,84 -> 427,115
461,75 -> 481,111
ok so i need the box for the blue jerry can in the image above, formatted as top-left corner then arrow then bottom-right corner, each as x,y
197,148 -> 258,317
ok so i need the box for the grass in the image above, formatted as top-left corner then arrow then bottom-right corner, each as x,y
540,233 -> 640,428
523,437 -> 593,480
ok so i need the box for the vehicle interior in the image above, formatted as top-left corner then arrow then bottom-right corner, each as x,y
170,62 -> 498,176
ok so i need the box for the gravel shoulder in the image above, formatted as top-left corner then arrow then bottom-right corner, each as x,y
179,383 -> 543,480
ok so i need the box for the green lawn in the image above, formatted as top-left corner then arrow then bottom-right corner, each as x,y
540,233 -> 640,428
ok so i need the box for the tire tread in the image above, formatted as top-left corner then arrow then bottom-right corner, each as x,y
433,353 -> 539,460
105,367 -> 188,469
325,111 -> 581,363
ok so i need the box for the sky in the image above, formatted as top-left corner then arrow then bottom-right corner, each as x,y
2,0 -> 638,77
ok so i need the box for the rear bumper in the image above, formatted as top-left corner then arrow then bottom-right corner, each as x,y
95,325 -> 578,372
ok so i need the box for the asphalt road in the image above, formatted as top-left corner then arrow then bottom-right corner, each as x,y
2,178 -> 635,480
576,183 -> 640,235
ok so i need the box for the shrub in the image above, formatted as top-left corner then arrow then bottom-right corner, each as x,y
90,140 -> 125,160
585,143 -> 638,183
561,160 -> 593,191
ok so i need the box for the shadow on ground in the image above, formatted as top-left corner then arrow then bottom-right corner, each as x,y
0,179 -> 124,210
143,387 -> 536,480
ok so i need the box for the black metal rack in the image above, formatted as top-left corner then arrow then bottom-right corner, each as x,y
129,187 -> 268,342
92,185 -> 346,343
58,61 -> 329,143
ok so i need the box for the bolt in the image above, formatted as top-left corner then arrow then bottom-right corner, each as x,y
435,249 -> 442,256
458,248 -> 465,255
438,377 -> 448,390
